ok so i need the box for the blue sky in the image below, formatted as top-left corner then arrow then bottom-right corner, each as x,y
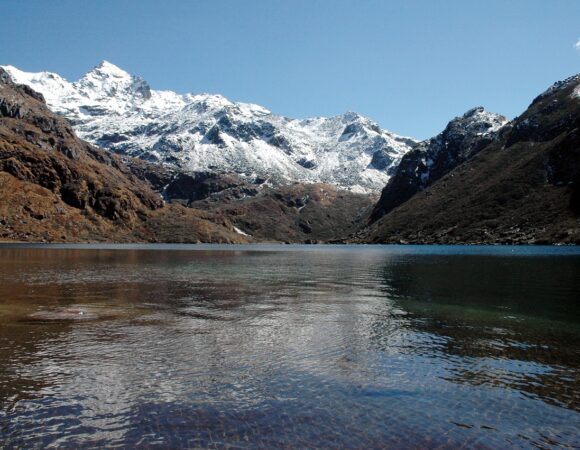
1,0 -> 579,139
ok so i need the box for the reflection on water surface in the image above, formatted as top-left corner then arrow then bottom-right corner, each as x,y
0,245 -> 579,448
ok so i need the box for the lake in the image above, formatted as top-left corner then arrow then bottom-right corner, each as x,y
0,244 -> 579,448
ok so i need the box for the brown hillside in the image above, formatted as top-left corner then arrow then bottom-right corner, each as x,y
0,68 -> 247,243
359,76 -> 580,245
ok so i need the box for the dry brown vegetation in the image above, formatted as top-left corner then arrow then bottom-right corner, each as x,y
358,77 -> 580,244
0,68 -> 247,243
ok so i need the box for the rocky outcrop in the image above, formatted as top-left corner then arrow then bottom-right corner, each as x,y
370,107 -> 508,221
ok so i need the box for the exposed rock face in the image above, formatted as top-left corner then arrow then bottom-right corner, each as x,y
163,172 -> 249,205
2,62 -> 417,192
370,107 -> 508,221
358,74 -> 580,245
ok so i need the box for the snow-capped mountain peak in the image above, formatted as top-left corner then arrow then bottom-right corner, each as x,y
90,60 -> 132,78
75,60 -> 151,102
1,62 -> 418,191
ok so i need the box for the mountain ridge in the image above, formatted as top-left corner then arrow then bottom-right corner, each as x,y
0,67 -> 249,243
357,72 -> 580,244
371,106 -> 508,221
2,60 -> 578,245
2,61 -> 417,192
0,67 -> 376,244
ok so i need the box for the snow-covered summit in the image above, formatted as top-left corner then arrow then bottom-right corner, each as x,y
91,60 -> 132,78
75,60 -> 151,101
2,61 -> 417,192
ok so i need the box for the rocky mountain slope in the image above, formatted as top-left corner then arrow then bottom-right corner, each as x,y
122,161 -> 376,243
0,67 -> 249,243
2,61 -> 416,192
358,74 -> 580,244
370,107 -> 508,221
0,69 -> 375,243
191,182 -> 375,243
2,59 -> 578,245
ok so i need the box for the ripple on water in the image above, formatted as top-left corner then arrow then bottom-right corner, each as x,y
0,245 -> 579,448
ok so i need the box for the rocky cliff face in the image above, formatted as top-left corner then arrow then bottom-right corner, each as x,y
358,74 -> 580,245
2,61 -> 416,192
370,107 -> 508,221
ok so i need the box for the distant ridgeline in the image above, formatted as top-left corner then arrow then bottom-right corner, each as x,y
0,63 -> 579,244
1,61 -> 417,193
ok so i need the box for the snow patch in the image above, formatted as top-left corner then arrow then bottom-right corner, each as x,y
233,226 -> 252,237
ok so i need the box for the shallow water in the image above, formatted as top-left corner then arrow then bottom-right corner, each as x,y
0,244 -> 579,448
